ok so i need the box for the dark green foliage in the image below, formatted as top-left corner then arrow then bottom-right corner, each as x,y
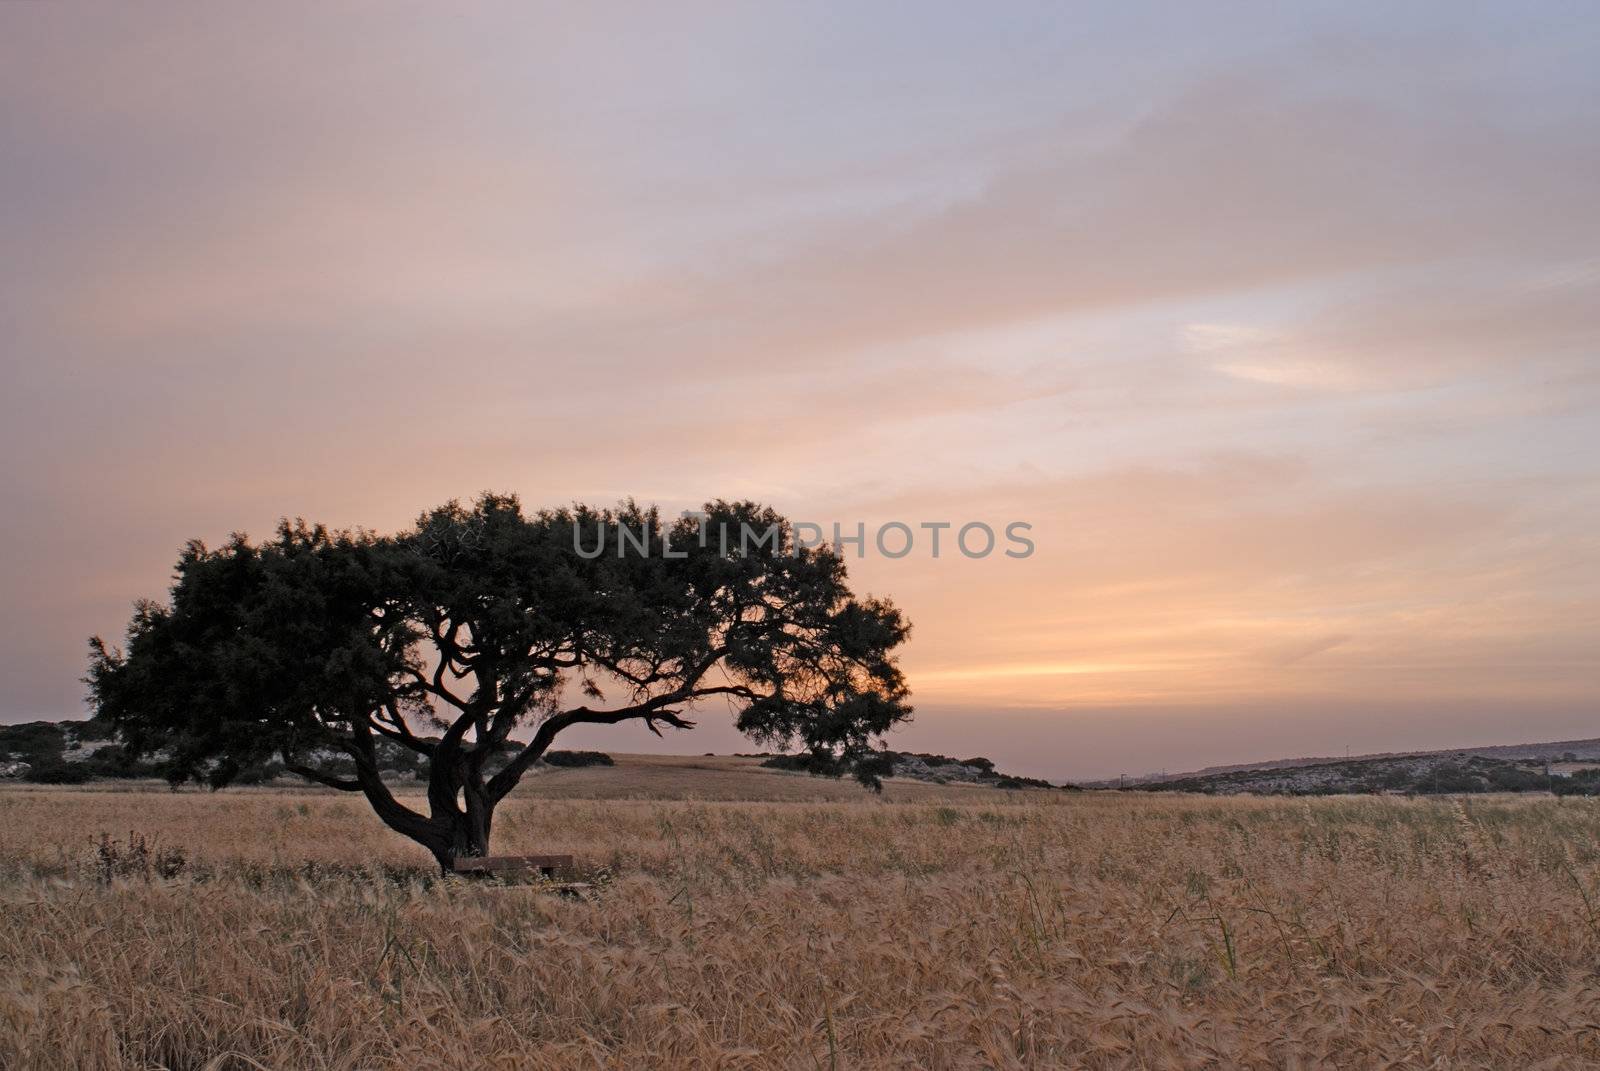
80,744 -> 166,779
541,750 -> 614,768
87,494 -> 912,867
1379,767 -> 1414,790
993,774 -> 1056,790
761,750 -> 894,781
0,720 -> 73,765
898,752 -> 964,768
760,754 -> 811,772
87,521 -> 407,787
1552,769 -> 1600,796
1478,763 -> 1547,793
1416,764 -> 1486,794
23,760 -> 93,784
2,720 -> 164,783
763,749 -> 1060,789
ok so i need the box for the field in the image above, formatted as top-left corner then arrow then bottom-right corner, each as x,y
4,756 -> 1600,1069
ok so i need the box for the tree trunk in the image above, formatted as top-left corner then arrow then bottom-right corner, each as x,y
292,732 -> 510,875
420,753 -> 497,874
446,788 -> 494,870
422,816 -> 487,874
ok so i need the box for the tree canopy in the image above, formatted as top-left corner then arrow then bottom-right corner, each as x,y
87,495 -> 912,868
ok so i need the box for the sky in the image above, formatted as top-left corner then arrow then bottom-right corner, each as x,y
2,3 -> 1597,780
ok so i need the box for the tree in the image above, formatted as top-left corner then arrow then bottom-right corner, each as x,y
88,495 -> 912,870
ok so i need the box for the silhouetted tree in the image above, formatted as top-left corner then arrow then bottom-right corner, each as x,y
87,495 -> 912,870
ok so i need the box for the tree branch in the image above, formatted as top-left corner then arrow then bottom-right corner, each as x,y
367,700 -> 435,755
282,760 -> 361,792
402,666 -> 469,711
485,693 -> 705,804
344,723 -> 438,843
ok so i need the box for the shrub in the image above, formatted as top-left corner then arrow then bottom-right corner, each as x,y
83,744 -> 165,779
0,721 -> 70,765
994,775 -> 1055,790
25,760 -> 93,784
1481,765 -> 1546,792
542,750 -> 614,768
1418,764 -> 1484,794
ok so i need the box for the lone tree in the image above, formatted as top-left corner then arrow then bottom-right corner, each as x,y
87,495 -> 912,870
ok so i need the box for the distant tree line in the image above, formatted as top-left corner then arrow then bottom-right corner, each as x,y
0,719 -> 611,786
762,749 -> 1067,790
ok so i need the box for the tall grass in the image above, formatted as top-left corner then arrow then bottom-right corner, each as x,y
3,788 -> 1599,1068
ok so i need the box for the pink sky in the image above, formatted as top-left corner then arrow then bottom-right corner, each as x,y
2,5 -> 1597,779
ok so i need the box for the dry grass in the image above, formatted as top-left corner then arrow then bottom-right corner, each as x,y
3,760 -> 1600,1068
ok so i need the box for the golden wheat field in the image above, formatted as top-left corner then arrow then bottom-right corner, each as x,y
3,758 -> 1600,1069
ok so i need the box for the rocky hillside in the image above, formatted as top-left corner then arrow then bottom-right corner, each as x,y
1124,737 -> 1600,783
1127,749 -> 1600,796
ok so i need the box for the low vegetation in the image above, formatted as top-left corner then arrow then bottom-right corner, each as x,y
762,749 -> 1067,789
4,759 -> 1600,1068
0,720 -> 613,786
1133,751 -> 1600,796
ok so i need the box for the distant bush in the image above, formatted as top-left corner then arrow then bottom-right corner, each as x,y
1417,764 -> 1484,794
1481,765 -> 1546,792
1379,768 -> 1414,790
1552,769 -> 1600,796
890,751 -> 968,769
765,750 -> 1062,789
0,721 -> 70,765
758,751 -> 894,783
82,744 -> 166,779
25,760 -> 93,784
994,774 -> 1055,790
543,750 -> 614,768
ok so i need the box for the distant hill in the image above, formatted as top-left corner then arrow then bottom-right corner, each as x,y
1100,736 -> 1600,796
